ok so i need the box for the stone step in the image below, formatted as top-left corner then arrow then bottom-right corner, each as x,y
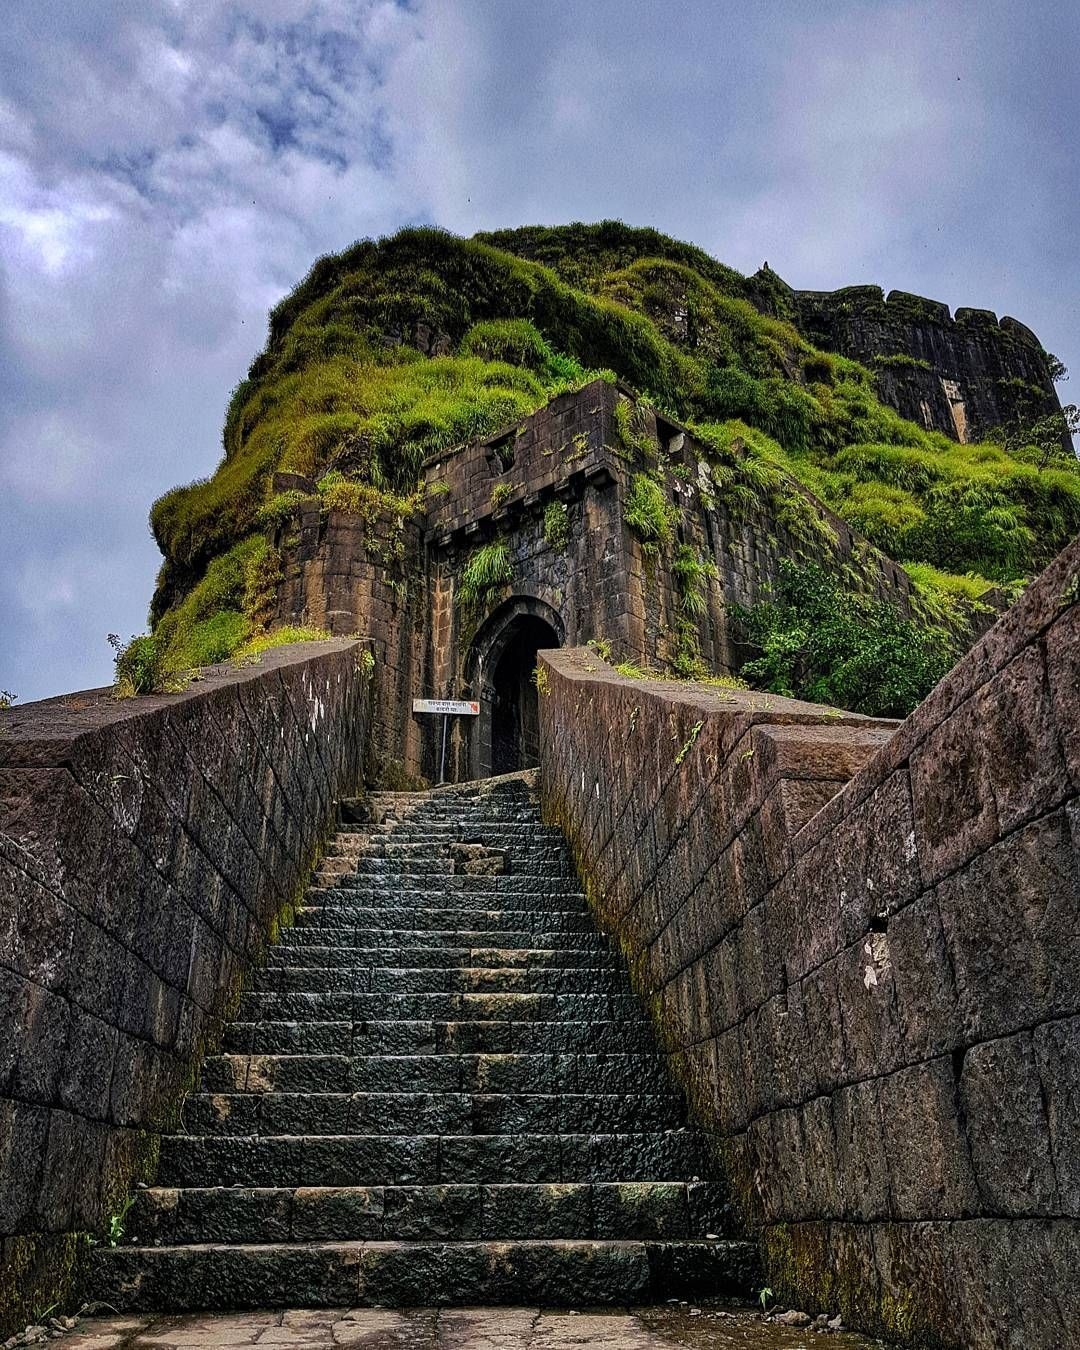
90,1236 -> 760,1310
201,1053 -> 674,1096
251,966 -> 630,995
290,908 -> 596,933
327,837 -> 568,856
124,1181 -> 733,1245
337,810 -> 548,820
308,879 -> 588,899
157,1131 -> 711,1188
183,1091 -> 685,1137
89,769 -> 760,1314
222,1019 -> 659,1057
235,991 -> 647,1023
275,926 -> 610,951
266,945 -> 621,970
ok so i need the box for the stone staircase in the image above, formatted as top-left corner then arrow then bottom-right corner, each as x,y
92,772 -> 758,1309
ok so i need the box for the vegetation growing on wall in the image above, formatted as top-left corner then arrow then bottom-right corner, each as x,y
543,500 -> 570,550
457,541 -> 513,609
142,220 -> 1079,693
624,472 -> 678,546
731,559 -> 955,717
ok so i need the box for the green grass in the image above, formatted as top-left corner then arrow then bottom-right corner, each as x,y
543,500 -> 570,550
458,541 -> 513,609
145,220 -> 1078,659
233,626 -> 334,664
625,473 -> 678,544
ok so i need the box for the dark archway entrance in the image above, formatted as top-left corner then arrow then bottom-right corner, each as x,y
466,597 -> 564,779
490,615 -> 559,774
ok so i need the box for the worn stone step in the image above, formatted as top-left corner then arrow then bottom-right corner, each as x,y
125,1180 -> 733,1245
266,945 -> 621,971
184,1091 -> 684,1137
236,991 -> 647,1023
202,1053 -> 673,1096
291,907 -> 596,934
157,1131 -> 710,1188
327,847 -> 568,867
251,966 -> 629,995
222,1019 -> 658,1057
326,839 -> 569,858
274,927 -> 609,951
90,1236 -> 759,1310
307,880 -> 588,901
337,815 -> 553,826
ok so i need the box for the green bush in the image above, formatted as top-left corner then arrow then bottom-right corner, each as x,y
108,633 -> 183,697
731,559 -> 955,718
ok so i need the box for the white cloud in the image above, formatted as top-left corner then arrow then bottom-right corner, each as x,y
1,0 -> 1076,702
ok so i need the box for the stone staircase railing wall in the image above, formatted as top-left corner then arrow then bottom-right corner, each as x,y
0,640 -> 372,1336
537,534 -> 1079,1349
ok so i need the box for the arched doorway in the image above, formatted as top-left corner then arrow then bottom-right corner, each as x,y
466,597 -> 564,779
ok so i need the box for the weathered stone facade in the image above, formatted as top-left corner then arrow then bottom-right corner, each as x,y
270,381 -> 948,787
790,282 -> 1062,446
0,641 -> 372,1336
537,533 -> 1080,1348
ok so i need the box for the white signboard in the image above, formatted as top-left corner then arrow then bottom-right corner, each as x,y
412,699 -> 480,716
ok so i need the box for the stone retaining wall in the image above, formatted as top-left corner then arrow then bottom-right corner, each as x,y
0,641 -> 372,1335
537,536 -> 1080,1348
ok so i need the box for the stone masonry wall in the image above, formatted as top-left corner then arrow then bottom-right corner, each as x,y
794,285 -> 1063,446
272,504 -> 426,784
537,534 -> 1080,1348
0,641 -> 372,1336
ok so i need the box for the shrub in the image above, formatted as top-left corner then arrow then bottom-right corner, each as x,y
730,559 -> 955,718
108,633 -> 185,697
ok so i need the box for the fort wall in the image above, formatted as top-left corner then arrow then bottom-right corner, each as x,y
0,641 -> 371,1334
792,283 -> 1063,446
537,535 -> 1080,1347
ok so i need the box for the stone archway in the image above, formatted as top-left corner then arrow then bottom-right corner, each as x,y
465,597 -> 564,779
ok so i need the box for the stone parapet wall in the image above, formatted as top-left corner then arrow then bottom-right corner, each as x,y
0,641 -> 371,1335
537,535 -> 1080,1348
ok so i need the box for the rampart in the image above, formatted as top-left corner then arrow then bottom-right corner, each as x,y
792,284 -> 1062,446
0,641 -> 371,1334
538,536 -> 1079,1347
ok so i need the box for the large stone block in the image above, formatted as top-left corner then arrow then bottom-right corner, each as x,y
937,811 -> 1080,1041
960,1033 -> 1058,1215
878,1059 -> 978,1220
910,692 -> 998,885
976,645 -> 1068,834
1033,1016 -> 1080,1216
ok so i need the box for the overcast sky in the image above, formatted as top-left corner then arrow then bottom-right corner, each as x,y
2,0 -> 1077,702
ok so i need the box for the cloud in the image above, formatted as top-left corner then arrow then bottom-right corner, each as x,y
1,0 -> 1076,701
